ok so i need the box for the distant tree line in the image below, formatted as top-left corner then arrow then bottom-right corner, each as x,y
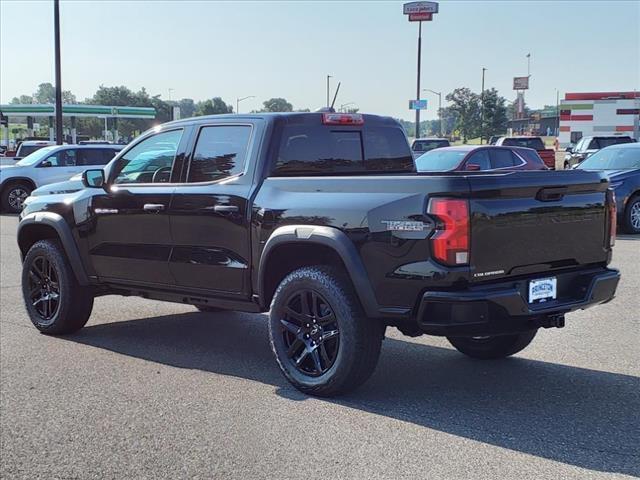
8,83 -> 308,139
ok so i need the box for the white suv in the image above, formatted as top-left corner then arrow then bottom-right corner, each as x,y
0,144 -> 123,213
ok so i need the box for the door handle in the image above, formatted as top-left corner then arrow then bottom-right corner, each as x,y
214,205 -> 239,213
143,203 -> 165,212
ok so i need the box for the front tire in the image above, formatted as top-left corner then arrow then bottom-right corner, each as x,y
623,196 -> 640,234
268,266 -> 384,397
446,330 -> 537,359
21,239 -> 94,335
2,182 -> 32,213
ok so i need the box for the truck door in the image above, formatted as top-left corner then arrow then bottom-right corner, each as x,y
168,122 -> 256,298
86,128 -> 188,285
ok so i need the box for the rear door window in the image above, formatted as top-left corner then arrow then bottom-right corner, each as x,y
78,149 -> 111,166
188,125 -> 252,182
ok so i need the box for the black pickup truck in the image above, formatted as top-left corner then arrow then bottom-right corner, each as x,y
17,112 -> 620,396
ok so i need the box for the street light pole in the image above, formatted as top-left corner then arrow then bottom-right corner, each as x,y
236,95 -> 255,114
326,75 -> 332,108
415,21 -> 423,139
480,67 -> 487,145
53,0 -> 63,145
423,89 -> 442,137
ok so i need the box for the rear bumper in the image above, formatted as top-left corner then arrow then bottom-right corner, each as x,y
416,267 -> 620,336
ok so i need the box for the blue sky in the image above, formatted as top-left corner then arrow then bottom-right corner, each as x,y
1,0 -> 638,120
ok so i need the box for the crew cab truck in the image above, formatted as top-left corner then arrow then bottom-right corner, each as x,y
17,112 -> 620,397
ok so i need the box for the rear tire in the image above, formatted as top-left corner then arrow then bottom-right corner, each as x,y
2,182 -> 32,213
268,266 -> 384,397
446,330 -> 537,359
21,239 -> 93,335
623,195 -> 640,234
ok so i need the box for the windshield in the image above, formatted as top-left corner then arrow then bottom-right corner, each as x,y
16,146 -> 59,166
415,149 -> 467,172
577,147 -> 640,170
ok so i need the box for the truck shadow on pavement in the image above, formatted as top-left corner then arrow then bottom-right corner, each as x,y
67,310 -> 639,477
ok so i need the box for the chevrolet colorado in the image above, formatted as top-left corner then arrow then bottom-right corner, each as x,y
17,112 -> 620,396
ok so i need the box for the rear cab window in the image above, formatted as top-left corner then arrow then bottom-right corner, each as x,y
273,114 -> 414,176
502,137 -> 545,150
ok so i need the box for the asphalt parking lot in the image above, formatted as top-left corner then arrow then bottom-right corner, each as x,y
1,213 -> 638,479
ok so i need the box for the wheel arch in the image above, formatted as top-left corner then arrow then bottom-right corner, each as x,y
257,225 -> 380,317
1,176 -> 37,192
17,212 -> 89,285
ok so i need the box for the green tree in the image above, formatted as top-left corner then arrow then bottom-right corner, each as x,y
481,88 -> 508,137
262,97 -> 293,112
446,88 -> 481,143
10,95 -> 34,104
196,97 -> 233,116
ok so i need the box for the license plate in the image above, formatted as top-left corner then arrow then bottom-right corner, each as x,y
529,277 -> 557,304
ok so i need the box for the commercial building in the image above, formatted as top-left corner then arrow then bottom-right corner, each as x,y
558,91 -> 640,147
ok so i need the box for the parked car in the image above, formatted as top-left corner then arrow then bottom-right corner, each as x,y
415,145 -> 548,172
17,112 -> 619,396
577,142 -> 640,234
564,136 -> 635,169
411,137 -> 450,155
0,144 -> 123,213
494,136 -> 556,169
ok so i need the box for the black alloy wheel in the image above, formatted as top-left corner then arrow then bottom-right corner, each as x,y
27,255 -> 61,324
279,289 -> 340,377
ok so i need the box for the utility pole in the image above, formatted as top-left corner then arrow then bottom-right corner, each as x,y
555,89 -> 560,136
423,89 -> 442,137
168,88 -> 174,102
480,67 -> 487,144
415,21 -> 422,139
236,95 -> 255,114
326,75 -> 332,108
53,0 -> 63,145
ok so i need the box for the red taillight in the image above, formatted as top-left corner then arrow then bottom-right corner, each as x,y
428,198 -> 470,265
607,189 -> 617,247
321,113 -> 364,125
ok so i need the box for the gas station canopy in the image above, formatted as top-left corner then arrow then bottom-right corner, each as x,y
0,104 -> 156,119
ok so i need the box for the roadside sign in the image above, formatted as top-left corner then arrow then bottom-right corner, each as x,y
403,1 -> 439,14
409,12 -> 432,21
513,76 -> 530,90
409,99 -> 428,110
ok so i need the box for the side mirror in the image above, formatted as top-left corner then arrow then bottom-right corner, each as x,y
82,169 -> 105,188
465,163 -> 481,171
565,147 -> 573,153
40,160 -> 52,168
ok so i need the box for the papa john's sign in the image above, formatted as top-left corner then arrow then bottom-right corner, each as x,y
403,2 -> 439,21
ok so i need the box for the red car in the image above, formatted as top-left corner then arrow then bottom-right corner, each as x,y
414,145 -> 548,172
495,136 -> 556,169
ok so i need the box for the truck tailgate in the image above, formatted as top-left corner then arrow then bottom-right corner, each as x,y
467,170 -> 610,282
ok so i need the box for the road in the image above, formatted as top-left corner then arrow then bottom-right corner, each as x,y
1,213 -> 638,479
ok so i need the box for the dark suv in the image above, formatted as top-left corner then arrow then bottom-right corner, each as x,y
17,112 -> 620,396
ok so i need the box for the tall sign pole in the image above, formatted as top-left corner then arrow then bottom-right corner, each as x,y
404,2 -> 438,139
53,0 -> 63,145
415,21 -> 422,138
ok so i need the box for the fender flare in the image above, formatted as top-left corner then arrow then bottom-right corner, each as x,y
257,225 -> 381,318
17,212 -> 89,285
